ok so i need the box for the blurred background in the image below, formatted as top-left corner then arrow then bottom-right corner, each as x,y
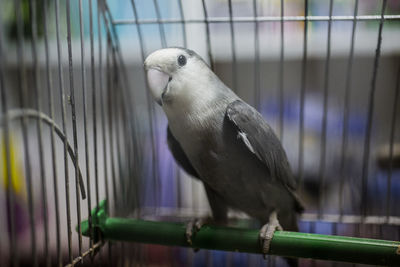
0,0 -> 399,266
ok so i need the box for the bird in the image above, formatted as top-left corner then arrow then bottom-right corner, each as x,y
144,47 -> 303,266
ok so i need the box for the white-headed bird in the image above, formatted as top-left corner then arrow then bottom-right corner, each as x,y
144,47 -> 303,266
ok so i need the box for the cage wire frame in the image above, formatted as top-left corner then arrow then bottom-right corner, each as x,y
0,0 -> 399,266
0,0 -> 138,266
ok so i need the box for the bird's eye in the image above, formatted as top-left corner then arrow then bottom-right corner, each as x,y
177,55 -> 186,66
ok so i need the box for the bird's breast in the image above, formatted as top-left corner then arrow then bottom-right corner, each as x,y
167,108 -> 223,167
169,119 -> 218,157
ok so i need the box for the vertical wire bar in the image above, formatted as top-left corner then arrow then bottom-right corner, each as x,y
28,0 -> 50,265
251,13 -> 272,260
120,104 -> 136,213
66,0 -> 83,259
117,50 -> 129,267
176,0 -> 187,211
106,34 -> 118,210
119,121 -> 129,266
129,2 -> 146,216
176,0 -> 187,210
153,0 -> 167,48
14,0 -> 37,265
398,226 -> 400,249
98,0 -> 110,214
339,0 -> 358,219
174,165 -> 182,211
298,0 -> 308,189
201,0 -> 214,71
334,3 -> 359,259
105,31 -> 117,262
96,0 -> 109,217
151,0 -> 162,212
360,0 -> 387,219
318,0 -> 334,219
278,0 -> 285,140
177,0 -> 187,47
385,63 -> 400,221
130,0 -> 159,211
109,38 -> 126,265
184,0 -> 199,214
110,53 -> 131,210
89,0 -> 100,208
43,0 -> 62,264
252,0 -> 260,111
228,0 -> 237,93
150,0 -> 163,212
78,0 -> 93,253
111,48 -> 124,213
97,3 -> 112,263
0,9 -> 18,267
55,0 -> 73,262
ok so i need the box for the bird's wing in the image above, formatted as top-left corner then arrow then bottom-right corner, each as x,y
225,100 -> 297,191
167,126 -> 200,178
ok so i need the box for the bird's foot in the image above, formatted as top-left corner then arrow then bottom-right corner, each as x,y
185,217 -> 211,247
259,211 -> 283,259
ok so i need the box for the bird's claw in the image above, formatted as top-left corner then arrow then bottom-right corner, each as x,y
259,211 -> 283,259
185,220 -> 195,245
185,218 -> 209,247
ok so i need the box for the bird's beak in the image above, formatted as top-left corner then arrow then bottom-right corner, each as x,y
145,68 -> 170,106
144,49 -> 174,106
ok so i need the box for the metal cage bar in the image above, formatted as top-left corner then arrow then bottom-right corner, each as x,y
113,15 -> 400,25
360,0 -> 387,221
14,0 -> 37,265
318,0 -> 333,219
0,7 -> 18,267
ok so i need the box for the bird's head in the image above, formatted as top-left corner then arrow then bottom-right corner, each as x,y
144,47 -> 212,106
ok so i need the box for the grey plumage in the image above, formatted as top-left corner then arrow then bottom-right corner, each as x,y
145,47 -> 303,233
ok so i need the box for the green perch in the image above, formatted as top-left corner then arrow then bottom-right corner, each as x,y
79,200 -> 400,266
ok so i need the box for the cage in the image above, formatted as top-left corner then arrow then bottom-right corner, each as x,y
0,0 -> 399,266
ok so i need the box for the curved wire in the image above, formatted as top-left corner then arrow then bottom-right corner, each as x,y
0,109 -> 87,200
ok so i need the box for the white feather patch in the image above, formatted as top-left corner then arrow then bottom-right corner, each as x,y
237,131 -> 255,154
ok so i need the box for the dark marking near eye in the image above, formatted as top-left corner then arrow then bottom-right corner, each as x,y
178,55 -> 187,66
